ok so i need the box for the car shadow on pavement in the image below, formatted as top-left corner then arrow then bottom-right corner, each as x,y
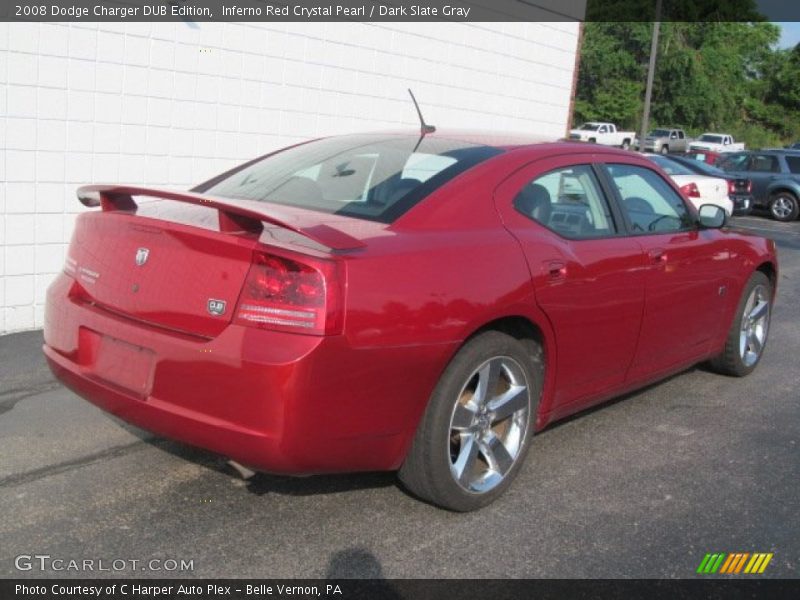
121,423 -> 399,498
537,366 -> 702,434
121,369 -> 708,503
243,470 -> 397,497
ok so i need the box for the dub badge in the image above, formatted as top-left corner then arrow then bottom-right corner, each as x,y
208,299 -> 226,316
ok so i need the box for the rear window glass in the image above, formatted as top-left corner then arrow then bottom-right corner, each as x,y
648,156 -> 694,176
784,155 -> 800,174
681,160 -> 724,177
198,135 -> 502,223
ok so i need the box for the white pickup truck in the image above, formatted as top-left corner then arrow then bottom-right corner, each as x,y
688,133 -> 745,154
568,122 -> 636,149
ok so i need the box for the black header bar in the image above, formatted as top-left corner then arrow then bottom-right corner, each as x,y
3,579 -> 800,600
3,0 -> 800,23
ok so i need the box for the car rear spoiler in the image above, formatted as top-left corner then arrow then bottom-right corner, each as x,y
76,185 -> 366,251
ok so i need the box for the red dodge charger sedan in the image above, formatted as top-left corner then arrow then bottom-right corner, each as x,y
44,132 -> 777,511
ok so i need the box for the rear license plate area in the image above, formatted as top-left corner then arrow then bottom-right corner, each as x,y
80,328 -> 154,398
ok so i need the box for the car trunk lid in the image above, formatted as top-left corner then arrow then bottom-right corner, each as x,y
66,185 -> 371,338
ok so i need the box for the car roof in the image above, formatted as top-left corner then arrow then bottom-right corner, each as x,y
736,149 -> 798,155
344,129 -> 635,154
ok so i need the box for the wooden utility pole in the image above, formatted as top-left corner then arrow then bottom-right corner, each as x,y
638,0 -> 663,150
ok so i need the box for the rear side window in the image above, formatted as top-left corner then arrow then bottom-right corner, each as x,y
784,155 -> 800,174
717,153 -> 749,171
749,154 -> 780,173
200,135 -> 502,223
606,164 -> 693,233
513,165 -> 617,239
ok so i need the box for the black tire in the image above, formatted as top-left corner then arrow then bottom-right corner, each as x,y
768,191 -> 799,222
621,139 -> 631,150
399,331 -> 542,512
660,144 -> 669,155
708,271 -> 772,377
588,138 -> 596,144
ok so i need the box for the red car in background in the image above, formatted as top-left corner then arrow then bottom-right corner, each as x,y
685,149 -> 724,166
44,133 -> 777,511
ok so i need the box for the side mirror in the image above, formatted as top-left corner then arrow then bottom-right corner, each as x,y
698,204 -> 727,229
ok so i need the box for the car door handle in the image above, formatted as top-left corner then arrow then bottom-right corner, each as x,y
543,260 -> 567,279
648,248 -> 667,263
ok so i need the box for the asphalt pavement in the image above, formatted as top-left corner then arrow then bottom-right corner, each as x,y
1,214 -> 798,579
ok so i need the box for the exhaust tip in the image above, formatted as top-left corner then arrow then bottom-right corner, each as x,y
227,460 -> 256,480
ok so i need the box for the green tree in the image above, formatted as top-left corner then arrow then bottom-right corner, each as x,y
573,15 -> 799,148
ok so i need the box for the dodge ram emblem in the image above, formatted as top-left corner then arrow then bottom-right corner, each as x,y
135,247 -> 150,266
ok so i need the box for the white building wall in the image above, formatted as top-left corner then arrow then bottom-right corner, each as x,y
0,20 -> 580,334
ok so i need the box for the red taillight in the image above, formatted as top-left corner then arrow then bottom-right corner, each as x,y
745,179 -> 752,193
727,180 -> 736,195
234,251 -> 343,336
680,182 -> 700,198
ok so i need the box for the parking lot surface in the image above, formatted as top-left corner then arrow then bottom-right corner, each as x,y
1,215 -> 798,579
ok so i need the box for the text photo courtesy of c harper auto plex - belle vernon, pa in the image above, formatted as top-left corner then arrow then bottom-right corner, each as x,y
1,0 -> 800,599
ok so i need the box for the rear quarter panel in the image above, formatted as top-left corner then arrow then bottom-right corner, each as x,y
340,152 -> 559,443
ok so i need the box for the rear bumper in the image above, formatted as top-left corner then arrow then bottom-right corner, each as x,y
44,274 -> 454,474
730,194 -> 754,215
45,347 -> 287,470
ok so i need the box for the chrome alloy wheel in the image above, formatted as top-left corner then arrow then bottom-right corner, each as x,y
739,284 -> 770,367
771,196 -> 795,220
448,356 -> 531,494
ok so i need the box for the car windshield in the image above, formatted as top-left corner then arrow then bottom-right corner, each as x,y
647,155 -> 694,176
699,135 -> 724,143
677,159 -> 725,177
200,134 -> 502,223
580,124 -> 601,131
649,129 -> 671,137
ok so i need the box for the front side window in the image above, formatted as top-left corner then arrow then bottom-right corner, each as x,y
606,164 -> 693,234
199,135 -> 501,223
513,165 -> 616,239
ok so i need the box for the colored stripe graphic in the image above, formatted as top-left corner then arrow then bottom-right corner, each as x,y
719,554 -> 735,573
697,553 -> 726,574
720,553 -> 739,574
734,553 -> 749,574
698,552 -> 773,574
